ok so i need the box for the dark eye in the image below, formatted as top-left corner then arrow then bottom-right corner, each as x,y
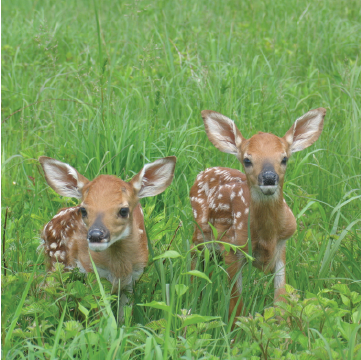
119,208 -> 129,218
79,207 -> 87,218
243,158 -> 252,167
281,156 -> 288,165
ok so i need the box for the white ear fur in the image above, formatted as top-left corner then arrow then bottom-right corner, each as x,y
201,110 -> 244,155
39,157 -> 89,199
131,156 -> 176,198
284,108 -> 326,153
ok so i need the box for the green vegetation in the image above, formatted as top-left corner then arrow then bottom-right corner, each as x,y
2,0 -> 360,358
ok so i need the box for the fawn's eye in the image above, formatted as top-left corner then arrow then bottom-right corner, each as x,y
243,158 -> 252,167
281,156 -> 288,165
119,208 -> 129,218
79,207 -> 87,218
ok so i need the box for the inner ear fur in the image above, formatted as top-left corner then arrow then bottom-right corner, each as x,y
201,110 -> 244,155
130,156 -> 177,199
39,156 -> 89,199
284,108 -> 326,153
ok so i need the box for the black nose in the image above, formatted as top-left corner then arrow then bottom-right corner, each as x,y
88,229 -> 106,243
260,171 -> 279,186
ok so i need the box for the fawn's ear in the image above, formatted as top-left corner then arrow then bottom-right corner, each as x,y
130,156 -> 177,198
284,108 -> 326,153
39,157 -> 89,199
201,110 -> 244,155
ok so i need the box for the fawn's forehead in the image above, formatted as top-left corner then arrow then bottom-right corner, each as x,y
243,132 -> 288,158
81,175 -> 134,206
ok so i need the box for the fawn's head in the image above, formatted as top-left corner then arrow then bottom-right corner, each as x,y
202,108 -> 326,201
39,156 -> 176,251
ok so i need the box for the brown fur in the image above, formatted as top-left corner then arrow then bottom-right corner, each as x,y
39,155 -> 176,321
41,201 -> 148,293
191,108 -> 326,323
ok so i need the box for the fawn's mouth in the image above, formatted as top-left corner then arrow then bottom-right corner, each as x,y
259,185 -> 278,195
87,239 -> 110,252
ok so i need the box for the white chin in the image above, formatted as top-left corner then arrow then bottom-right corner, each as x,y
88,242 -> 110,252
259,185 -> 278,195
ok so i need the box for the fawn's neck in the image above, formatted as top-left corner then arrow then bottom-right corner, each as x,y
249,187 -> 285,242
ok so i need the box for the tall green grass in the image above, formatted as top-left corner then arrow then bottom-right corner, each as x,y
2,0 -> 360,358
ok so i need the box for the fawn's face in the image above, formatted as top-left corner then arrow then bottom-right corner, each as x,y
79,175 -> 139,251
39,156 -> 177,252
239,132 -> 290,198
202,108 -> 326,201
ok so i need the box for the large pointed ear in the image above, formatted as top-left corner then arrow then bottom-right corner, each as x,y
284,108 -> 326,153
201,110 -> 245,155
39,156 -> 89,199
130,156 -> 177,198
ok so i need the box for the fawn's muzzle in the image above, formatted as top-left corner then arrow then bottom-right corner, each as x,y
87,229 -> 110,243
260,171 -> 279,186
258,168 -> 279,195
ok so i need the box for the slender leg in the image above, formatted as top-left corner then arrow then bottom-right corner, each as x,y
273,247 -> 287,303
191,223 -> 211,272
117,292 -> 129,323
224,251 -> 244,325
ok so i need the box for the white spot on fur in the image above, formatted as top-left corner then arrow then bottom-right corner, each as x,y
200,182 -> 209,195
197,233 -> 204,240
217,203 -> 230,211
53,208 -> 72,219
191,196 -> 204,204
236,212 -> 242,218
50,242 -> 57,249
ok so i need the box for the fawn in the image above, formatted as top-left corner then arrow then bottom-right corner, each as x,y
190,108 -> 326,321
39,156 -> 176,321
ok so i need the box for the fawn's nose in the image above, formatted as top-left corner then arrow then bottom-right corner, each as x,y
261,171 -> 279,186
258,170 -> 279,186
88,229 -> 108,243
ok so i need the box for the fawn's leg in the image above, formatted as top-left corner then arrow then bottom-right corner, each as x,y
273,246 -> 287,304
224,251 -> 244,324
117,291 -> 129,323
191,221 -> 212,271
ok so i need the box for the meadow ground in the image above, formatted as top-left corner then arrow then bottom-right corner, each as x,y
1,0 -> 361,358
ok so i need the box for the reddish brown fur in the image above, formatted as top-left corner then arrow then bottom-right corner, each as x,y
41,198 -> 148,293
191,108 -> 326,323
39,155 -> 176,321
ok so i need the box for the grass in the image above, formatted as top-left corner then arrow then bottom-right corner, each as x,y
1,0 -> 361,358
